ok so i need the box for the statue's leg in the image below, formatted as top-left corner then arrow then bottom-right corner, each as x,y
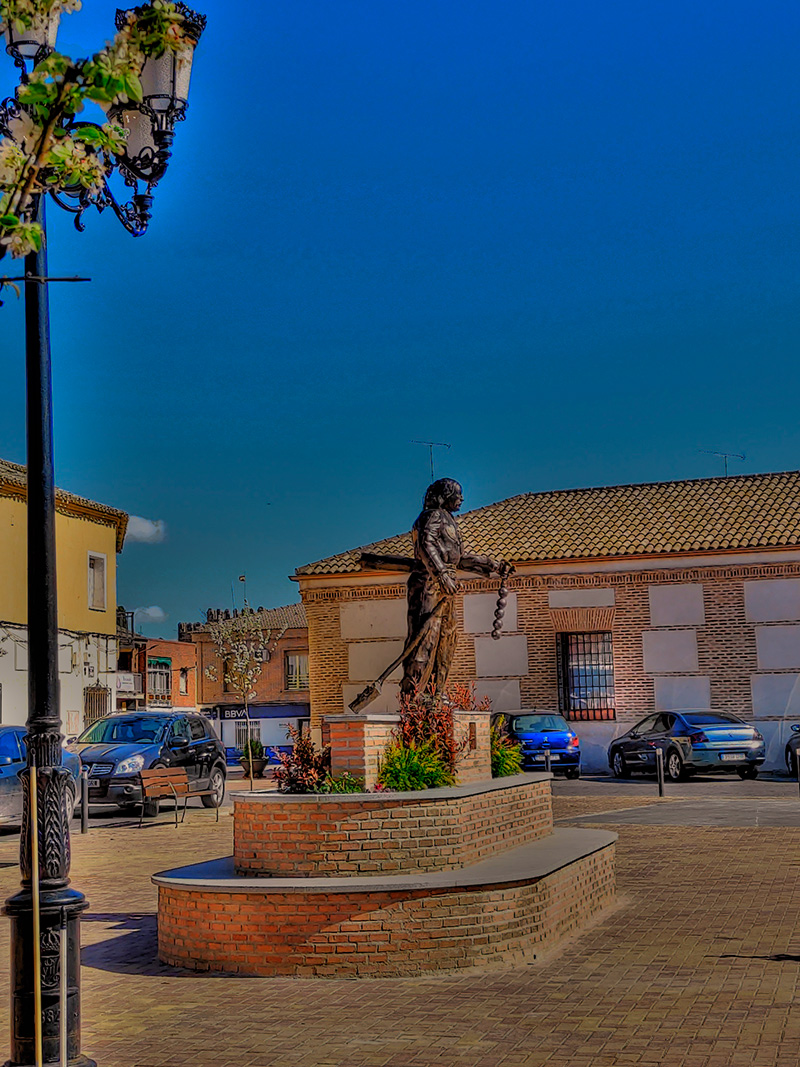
401,576 -> 444,698
430,596 -> 458,697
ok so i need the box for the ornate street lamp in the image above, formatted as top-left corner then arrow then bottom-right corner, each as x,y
0,4 -> 205,1066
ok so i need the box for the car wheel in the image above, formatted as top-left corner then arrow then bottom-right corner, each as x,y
737,765 -> 758,780
665,749 -> 686,782
65,785 -> 76,823
201,767 -> 225,808
564,767 -> 581,780
612,750 -> 630,779
786,748 -> 798,778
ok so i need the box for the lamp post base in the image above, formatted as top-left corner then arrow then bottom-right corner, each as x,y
4,886 -> 96,1067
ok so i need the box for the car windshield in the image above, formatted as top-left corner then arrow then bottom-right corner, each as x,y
78,717 -> 167,744
681,712 -> 743,726
510,714 -> 570,732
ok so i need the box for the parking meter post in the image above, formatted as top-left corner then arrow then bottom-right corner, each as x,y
81,769 -> 89,834
544,750 -> 552,774
656,748 -> 665,797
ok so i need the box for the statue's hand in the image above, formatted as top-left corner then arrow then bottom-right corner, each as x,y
438,572 -> 458,595
497,560 -> 515,578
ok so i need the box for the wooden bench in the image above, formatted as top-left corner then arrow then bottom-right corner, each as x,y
139,768 -> 221,827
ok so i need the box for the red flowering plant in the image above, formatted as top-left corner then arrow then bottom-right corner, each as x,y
272,725 -> 331,793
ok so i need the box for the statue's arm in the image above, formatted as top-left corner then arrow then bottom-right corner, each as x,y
459,551 -> 513,578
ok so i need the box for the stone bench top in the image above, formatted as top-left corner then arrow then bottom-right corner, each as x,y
152,827 -> 616,895
233,772 -> 551,805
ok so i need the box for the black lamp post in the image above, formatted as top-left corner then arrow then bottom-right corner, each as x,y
1,5 -> 205,1065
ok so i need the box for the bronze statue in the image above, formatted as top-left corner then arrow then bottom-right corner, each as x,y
349,478 -> 511,712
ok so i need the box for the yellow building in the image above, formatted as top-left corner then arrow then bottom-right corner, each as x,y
0,458 -> 128,733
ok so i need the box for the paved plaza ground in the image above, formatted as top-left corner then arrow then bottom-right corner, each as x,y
0,776 -> 798,1066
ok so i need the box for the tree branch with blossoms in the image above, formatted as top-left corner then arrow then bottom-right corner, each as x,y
0,0 -> 196,259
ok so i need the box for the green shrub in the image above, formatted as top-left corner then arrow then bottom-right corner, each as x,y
490,715 -> 523,777
377,737 -> 455,791
241,738 -> 264,760
314,772 -> 365,794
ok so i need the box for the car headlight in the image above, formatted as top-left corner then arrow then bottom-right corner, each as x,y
114,755 -> 145,776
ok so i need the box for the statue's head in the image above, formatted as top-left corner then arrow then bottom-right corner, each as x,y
423,478 -> 463,512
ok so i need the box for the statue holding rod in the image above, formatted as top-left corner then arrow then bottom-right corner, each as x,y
350,478 -> 512,712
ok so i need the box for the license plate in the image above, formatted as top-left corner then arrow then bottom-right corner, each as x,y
719,754 -> 740,762
533,753 -> 560,761
87,778 -> 100,787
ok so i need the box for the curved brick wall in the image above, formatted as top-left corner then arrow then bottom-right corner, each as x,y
157,840 -> 615,977
234,775 -> 553,875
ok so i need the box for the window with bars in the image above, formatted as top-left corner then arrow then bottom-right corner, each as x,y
285,652 -> 309,691
234,719 -> 261,750
556,632 -> 616,721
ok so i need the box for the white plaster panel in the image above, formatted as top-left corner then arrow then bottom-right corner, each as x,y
755,625 -> 800,670
642,630 -> 698,673
58,645 -> 73,674
547,588 -> 615,608
654,676 -> 711,711
745,579 -> 800,622
340,599 -> 407,640
473,634 -> 528,677
347,641 -> 405,682
472,679 -> 521,712
750,673 -> 800,719
463,593 -> 517,634
648,584 -> 705,627
342,682 -> 401,715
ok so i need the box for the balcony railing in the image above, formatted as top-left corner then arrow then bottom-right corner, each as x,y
116,672 -> 143,695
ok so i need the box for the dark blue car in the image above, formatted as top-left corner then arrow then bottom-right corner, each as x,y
0,725 -> 81,824
505,712 -> 581,778
75,711 -> 226,816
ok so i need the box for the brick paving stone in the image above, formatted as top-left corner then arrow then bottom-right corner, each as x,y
0,801 -> 798,1065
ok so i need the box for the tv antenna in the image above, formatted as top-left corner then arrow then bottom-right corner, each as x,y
412,440 -> 451,482
699,449 -> 746,477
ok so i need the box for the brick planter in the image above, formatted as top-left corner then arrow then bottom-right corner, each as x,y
154,773 -> 617,978
155,828 -> 616,977
234,774 -> 553,875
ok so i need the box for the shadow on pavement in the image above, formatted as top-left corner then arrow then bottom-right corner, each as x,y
81,911 -> 236,978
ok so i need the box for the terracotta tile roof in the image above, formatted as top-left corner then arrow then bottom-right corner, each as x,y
0,457 -> 128,552
296,470 -> 800,576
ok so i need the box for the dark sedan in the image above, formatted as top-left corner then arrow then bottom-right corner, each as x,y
608,710 -> 765,781
0,725 -> 81,823
75,711 -> 226,815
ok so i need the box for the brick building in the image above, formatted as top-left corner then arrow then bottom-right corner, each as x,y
179,603 -> 309,752
294,470 -> 800,773
115,624 -> 198,715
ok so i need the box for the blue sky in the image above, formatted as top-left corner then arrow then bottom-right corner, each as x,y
1,0 -> 798,635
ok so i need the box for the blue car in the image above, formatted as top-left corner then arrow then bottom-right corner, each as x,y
75,711 -> 227,816
608,710 -> 765,781
504,712 -> 581,778
0,725 -> 81,824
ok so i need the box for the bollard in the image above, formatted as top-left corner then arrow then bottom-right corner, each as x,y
544,749 -> 552,774
655,748 -> 665,797
80,767 -> 89,834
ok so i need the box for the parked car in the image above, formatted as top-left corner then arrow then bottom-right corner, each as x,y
503,712 -> 581,778
785,724 -> 800,777
608,710 -> 765,781
74,712 -> 226,816
0,725 -> 81,824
